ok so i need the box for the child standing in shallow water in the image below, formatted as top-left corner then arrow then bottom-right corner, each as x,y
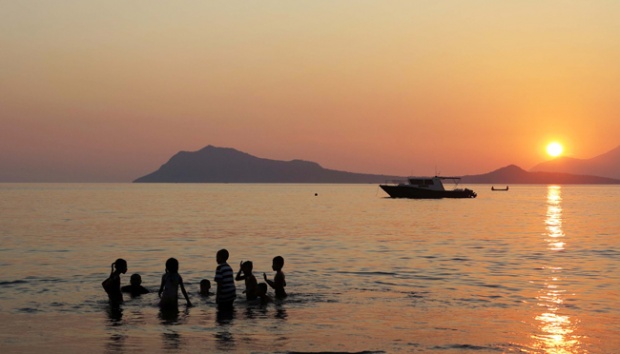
102,258 -> 127,305
158,258 -> 192,308
236,260 -> 258,300
214,249 -> 236,308
264,256 -> 287,299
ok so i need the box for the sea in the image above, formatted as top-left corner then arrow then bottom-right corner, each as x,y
0,183 -> 618,353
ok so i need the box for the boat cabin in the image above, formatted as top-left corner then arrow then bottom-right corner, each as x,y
403,177 -> 447,191
408,178 -> 437,186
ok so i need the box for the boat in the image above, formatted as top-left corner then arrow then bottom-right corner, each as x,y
491,186 -> 509,191
379,176 -> 477,199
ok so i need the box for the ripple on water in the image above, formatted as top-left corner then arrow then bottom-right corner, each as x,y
0,280 -> 29,286
284,352 -> 386,354
17,307 -> 41,314
431,343 -> 503,352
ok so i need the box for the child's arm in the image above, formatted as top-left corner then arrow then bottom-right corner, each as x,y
235,262 -> 245,281
158,274 -> 165,298
102,277 -> 111,289
102,272 -> 117,292
263,272 -> 275,289
179,277 -> 192,306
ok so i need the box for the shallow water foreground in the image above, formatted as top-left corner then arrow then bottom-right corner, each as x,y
1,183 -> 619,353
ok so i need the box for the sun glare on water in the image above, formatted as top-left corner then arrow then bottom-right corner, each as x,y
546,142 -> 564,157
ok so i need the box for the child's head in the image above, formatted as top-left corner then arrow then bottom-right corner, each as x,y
272,256 -> 284,271
130,273 -> 142,286
216,249 -> 229,264
165,258 -> 179,273
200,279 -> 211,293
257,282 -> 268,296
241,260 -> 253,273
113,259 -> 128,273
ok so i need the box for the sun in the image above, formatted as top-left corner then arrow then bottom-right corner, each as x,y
546,142 -> 564,157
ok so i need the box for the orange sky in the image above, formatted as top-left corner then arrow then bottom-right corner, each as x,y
1,1 -> 619,182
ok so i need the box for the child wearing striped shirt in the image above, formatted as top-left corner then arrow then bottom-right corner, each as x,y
214,249 -> 236,309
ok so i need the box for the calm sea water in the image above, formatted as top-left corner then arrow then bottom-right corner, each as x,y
0,183 -> 619,353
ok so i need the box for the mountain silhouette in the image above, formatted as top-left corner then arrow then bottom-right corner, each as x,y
134,145 -> 403,183
530,145 -> 620,179
461,165 -> 620,184
134,145 -> 620,184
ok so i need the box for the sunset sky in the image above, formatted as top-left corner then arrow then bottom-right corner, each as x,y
1,1 -> 619,182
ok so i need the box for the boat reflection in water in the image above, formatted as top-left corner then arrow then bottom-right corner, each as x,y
532,186 -> 582,353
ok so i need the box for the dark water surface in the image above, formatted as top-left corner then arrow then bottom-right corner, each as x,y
1,183 -> 619,353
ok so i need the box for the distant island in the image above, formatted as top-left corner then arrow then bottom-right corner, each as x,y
134,145 -> 620,184
461,165 -> 620,184
134,146 -> 402,183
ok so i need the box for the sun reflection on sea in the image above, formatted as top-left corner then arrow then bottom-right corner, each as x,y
532,186 -> 583,354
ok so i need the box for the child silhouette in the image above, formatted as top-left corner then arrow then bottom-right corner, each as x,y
263,256 -> 287,299
102,258 -> 127,305
158,258 -> 192,308
256,282 -> 273,306
214,249 -> 236,309
236,260 -> 258,300
121,273 -> 150,297
199,279 -> 213,296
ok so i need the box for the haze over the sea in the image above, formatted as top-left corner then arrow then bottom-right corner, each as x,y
1,1 -> 619,182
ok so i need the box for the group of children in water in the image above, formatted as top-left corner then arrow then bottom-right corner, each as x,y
102,249 -> 287,310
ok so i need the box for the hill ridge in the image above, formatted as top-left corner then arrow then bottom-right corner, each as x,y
462,165 -> 620,184
134,145 -> 401,183
134,145 -> 620,184
530,145 -> 620,179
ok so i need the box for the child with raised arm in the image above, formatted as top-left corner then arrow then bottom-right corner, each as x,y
214,249 -> 236,309
236,260 -> 258,300
102,258 -> 127,305
158,258 -> 192,308
263,256 -> 287,299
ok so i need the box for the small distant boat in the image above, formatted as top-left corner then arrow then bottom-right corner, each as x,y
491,186 -> 509,191
380,176 -> 477,199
